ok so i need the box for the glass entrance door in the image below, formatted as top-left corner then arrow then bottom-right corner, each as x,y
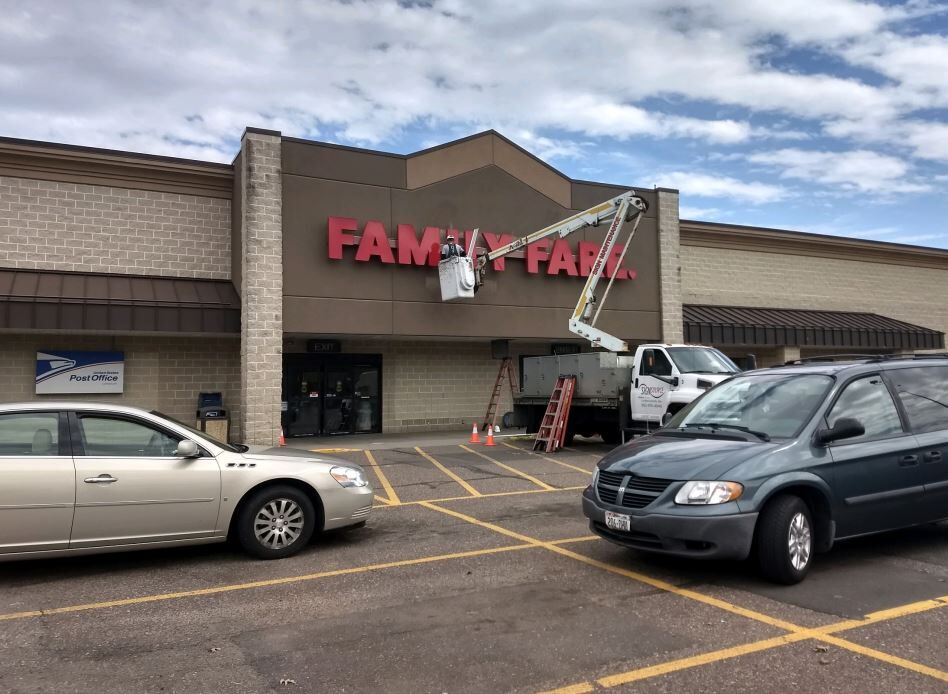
323,367 -> 354,435
282,354 -> 382,437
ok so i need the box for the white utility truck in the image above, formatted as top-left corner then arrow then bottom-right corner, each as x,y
438,191 -> 742,444
516,346 -> 739,444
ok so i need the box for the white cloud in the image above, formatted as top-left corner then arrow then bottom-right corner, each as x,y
0,0 -> 938,161
841,31 -> 948,108
747,148 -> 930,193
903,123 -> 948,164
655,172 -> 787,203
679,206 -> 725,219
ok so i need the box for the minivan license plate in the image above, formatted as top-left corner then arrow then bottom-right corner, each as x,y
605,511 -> 631,532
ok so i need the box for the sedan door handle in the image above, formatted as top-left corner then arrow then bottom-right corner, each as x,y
924,451 -> 943,463
898,455 -> 920,467
84,474 -> 118,484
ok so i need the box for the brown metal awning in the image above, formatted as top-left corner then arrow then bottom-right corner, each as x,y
684,304 -> 944,350
0,268 -> 240,334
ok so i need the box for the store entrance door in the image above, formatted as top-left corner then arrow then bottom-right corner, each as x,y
282,354 -> 382,437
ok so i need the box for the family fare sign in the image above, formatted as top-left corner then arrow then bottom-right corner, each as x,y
35,351 -> 125,394
327,217 -> 638,280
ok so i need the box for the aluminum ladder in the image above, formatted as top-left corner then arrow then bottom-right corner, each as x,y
533,376 -> 576,453
482,357 -> 518,431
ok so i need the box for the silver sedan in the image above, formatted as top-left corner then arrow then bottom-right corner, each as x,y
0,402 -> 373,561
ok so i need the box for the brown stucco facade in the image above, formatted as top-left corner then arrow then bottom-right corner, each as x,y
0,130 -> 946,443
280,134 -> 663,342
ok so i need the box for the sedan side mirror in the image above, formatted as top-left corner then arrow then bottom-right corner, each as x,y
816,417 -> 865,446
175,439 -> 201,458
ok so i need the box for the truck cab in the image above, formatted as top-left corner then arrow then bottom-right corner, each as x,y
630,344 -> 739,425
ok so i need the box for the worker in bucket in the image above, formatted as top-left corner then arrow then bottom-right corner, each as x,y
440,233 -> 466,260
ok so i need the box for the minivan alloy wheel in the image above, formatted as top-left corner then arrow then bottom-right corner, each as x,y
254,498 -> 305,549
788,511 -> 811,571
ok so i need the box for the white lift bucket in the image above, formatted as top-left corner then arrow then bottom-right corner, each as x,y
438,256 -> 476,301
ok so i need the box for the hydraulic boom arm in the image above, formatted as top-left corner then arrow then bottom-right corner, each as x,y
468,191 -> 648,352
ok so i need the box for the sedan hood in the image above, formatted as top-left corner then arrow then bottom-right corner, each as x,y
237,450 -> 360,470
598,434 -> 777,481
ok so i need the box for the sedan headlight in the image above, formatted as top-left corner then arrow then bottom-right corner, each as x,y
674,481 -> 743,505
330,466 -> 368,488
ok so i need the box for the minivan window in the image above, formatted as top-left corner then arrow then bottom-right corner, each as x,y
641,349 -> 672,377
826,375 -> 903,442
667,374 -> 833,439
666,347 -> 739,375
889,366 -> 948,434
0,413 -> 59,456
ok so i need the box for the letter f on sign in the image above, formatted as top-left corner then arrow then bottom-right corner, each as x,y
327,216 -> 358,259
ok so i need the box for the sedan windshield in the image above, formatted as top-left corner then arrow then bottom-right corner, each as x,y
666,347 -> 740,374
665,374 -> 833,439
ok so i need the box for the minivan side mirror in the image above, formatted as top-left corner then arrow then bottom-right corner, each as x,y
175,439 -> 201,458
816,418 -> 865,446
661,412 -> 674,427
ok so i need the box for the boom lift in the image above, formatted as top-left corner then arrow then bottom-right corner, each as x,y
438,191 -> 648,352
436,191 -> 742,447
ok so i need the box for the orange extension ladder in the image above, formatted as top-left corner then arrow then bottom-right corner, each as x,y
533,376 -> 576,453
482,357 -> 518,431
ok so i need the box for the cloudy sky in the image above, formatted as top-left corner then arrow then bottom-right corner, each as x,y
2,0 -> 947,247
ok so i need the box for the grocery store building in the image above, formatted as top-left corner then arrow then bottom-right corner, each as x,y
1,129 -> 945,444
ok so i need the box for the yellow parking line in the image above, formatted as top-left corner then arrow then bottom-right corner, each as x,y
371,485 -> 586,508
421,501 -> 799,632
374,495 -> 393,506
0,543 -> 540,623
597,632 -> 811,688
502,441 -> 594,474
858,596 -> 948,625
460,444 -> 555,491
0,534 -> 599,624
819,633 -> 948,682
562,446 -> 603,459
364,450 -> 400,505
415,446 -> 482,497
548,593 -> 948,692
537,684 -> 595,694
550,535 -> 598,545
420,501 -> 948,688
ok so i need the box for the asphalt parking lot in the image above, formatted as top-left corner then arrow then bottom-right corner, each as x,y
1,437 -> 947,693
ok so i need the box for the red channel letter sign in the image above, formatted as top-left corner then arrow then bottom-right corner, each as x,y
327,217 -> 637,280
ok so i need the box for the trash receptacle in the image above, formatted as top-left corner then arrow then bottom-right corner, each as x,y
195,391 -> 230,444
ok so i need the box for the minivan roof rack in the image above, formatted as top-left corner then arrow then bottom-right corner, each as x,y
783,354 -> 877,365
866,352 -> 948,363
783,352 -> 948,366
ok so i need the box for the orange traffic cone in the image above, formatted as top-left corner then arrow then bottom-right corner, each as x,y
469,423 -> 481,444
279,427 -> 286,447
485,427 -> 496,446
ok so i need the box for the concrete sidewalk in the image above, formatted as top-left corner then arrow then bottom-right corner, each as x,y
280,427 -> 530,451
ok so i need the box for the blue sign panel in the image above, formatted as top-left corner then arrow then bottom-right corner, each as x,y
36,351 -> 125,394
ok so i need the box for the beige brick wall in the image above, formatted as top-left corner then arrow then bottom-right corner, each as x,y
338,339 -> 550,433
0,335 -> 241,440
0,175 -> 231,278
657,190 -> 684,342
238,132 -> 284,446
682,245 -> 948,340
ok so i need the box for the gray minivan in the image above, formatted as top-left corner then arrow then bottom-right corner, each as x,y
582,356 -> 948,583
